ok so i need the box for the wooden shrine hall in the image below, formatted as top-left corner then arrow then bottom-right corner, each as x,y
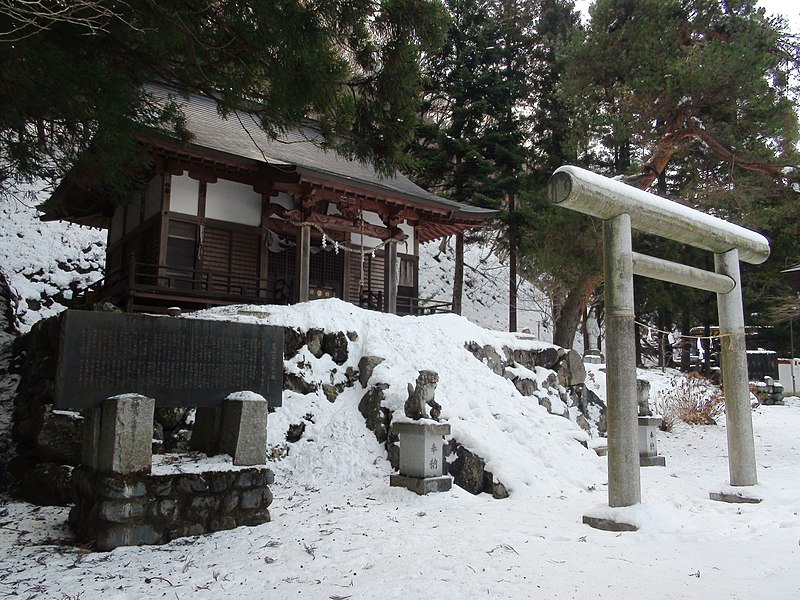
41,88 -> 495,315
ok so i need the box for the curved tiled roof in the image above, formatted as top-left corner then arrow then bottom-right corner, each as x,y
42,86 -> 496,234
155,87 -> 494,221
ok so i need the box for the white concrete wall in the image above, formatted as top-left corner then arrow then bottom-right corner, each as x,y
398,221 -> 415,254
206,179 -> 261,225
778,358 -> 800,394
271,192 -> 295,211
351,211 -> 385,249
169,173 -> 200,216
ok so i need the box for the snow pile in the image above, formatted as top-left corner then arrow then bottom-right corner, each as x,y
196,299 -> 603,496
0,192 -> 105,332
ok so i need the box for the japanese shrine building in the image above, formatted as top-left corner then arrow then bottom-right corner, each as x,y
41,89 -> 495,315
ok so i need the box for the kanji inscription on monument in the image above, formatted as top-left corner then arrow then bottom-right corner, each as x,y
55,311 -> 283,409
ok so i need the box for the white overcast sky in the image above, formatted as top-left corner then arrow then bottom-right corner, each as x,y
574,0 -> 800,30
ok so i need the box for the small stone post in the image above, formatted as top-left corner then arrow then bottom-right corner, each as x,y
638,416 -> 665,467
82,394 -> 155,474
220,392 -> 268,466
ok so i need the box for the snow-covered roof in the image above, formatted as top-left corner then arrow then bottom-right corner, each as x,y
173,90 -> 491,218
781,263 -> 800,291
41,86 -> 496,231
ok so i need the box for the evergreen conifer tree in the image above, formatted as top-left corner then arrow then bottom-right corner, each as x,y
0,0 -> 448,200
411,0 -> 539,330
561,0 -> 800,352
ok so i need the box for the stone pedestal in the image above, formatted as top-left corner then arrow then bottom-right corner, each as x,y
70,465 -> 274,551
583,347 -> 604,364
582,515 -> 638,532
220,393 -> 268,466
83,394 -> 155,474
638,416 -> 666,467
390,422 -> 452,495
709,490 -> 762,504
190,393 -> 268,466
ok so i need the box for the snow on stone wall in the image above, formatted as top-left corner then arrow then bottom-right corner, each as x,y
0,191 -> 105,332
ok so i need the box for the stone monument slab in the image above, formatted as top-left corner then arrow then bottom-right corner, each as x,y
54,310 -> 283,409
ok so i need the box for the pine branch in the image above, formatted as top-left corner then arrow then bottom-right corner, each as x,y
625,112 -> 799,191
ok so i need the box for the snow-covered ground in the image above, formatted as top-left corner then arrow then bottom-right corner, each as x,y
1,300 -> 799,599
2,391 -> 798,599
2,191 -> 799,599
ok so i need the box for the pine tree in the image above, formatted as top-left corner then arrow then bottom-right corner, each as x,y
561,0 -> 800,351
411,0 -> 538,330
517,0 -> 594,348
0,0 -> 448,200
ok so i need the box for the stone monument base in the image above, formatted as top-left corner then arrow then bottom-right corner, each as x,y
709,490 -> 762,504
640,455 -> 666,467
582,514 -> 639,532
70,464 -> 273,551
390,474 -> 452,495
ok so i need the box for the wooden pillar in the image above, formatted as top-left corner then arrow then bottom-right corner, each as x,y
384,241 -> 398,314
452,233 -> 464,315
297,224 -> 311,302
258,193 -> 270,298
126,252 -> 137,312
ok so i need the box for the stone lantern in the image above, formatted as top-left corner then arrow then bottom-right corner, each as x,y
389,422 -> 452,495
638,416 -> 665,467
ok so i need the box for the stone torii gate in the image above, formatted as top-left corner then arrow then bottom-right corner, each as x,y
547,166 -> 770,529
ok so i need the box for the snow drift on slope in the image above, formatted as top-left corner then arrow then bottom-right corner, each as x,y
196,299 -> 605,497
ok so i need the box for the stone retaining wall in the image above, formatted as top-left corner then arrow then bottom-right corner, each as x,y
69,466 -> 273,551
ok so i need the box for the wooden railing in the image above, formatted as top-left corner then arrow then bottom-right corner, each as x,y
360,290 -> 453,316
397,296 -> 453,316
76,257 -> 453,316
75,257 -> 276,307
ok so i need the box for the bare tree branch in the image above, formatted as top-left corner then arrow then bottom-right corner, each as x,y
0,0 -> 139,42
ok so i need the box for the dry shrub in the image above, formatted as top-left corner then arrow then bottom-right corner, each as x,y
655,372 -> 725,426
653,397 -> 676,432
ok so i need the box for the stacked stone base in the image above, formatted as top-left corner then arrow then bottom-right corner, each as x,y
640,455 -> 666,467
390,474 -> 452,495
69,465 -> 273,551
